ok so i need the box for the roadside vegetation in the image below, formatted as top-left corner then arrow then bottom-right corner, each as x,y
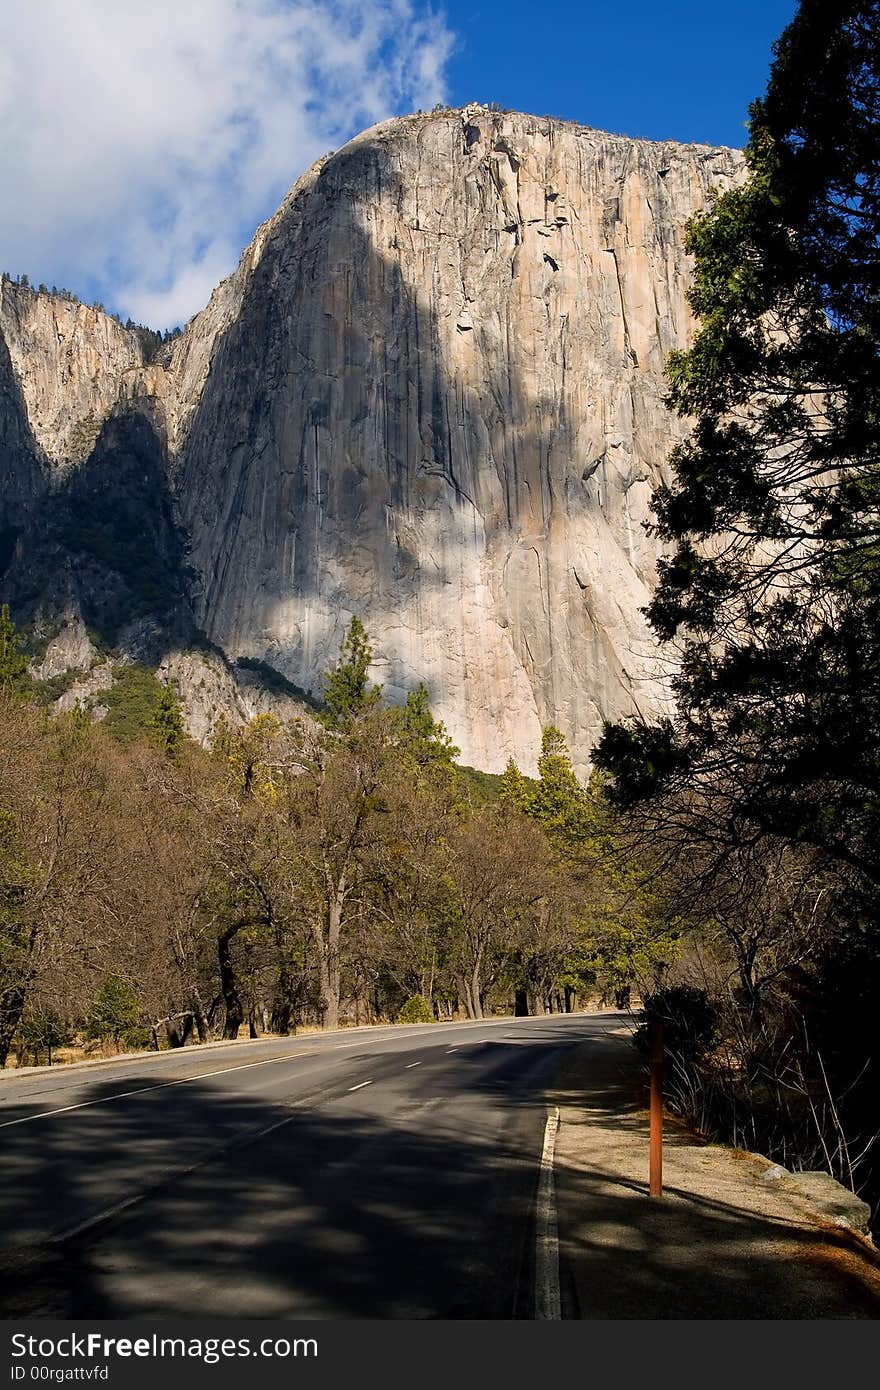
1,0 -> 876,1229
597,0 -> 880,1218
0,608 -> 676,1072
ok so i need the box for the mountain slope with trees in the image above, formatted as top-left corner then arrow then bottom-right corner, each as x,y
0,610 -> 664,1068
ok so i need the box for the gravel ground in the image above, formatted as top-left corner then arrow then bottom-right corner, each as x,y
551,1025 -> 880,1319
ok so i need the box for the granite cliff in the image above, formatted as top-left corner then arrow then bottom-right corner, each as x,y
0,108 -> 744,772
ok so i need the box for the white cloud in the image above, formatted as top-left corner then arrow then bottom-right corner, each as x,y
0,0 -> 452,328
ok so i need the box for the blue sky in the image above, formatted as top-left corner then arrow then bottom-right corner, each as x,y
0,1 -> 798,329
444,0 -> 798,149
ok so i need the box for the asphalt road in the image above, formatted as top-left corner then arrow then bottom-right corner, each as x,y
0,1013 -> 623,1318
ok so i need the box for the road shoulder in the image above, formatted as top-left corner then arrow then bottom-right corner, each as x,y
549,1025 -> 880,1319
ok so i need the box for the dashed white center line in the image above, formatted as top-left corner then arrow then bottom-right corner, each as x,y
347,1080 -> 373,1092
405,1062 -> 422,1069
446,1048 -> 459,1053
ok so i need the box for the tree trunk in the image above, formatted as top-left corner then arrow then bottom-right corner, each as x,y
191,991 -> 209,1043
271,996 -> 294,1035
735,945 -> 765,1037
456,975 -> 476,1019
218,927 -> 245,1039
271,953 -> 300,1034
470,963 -> 484,1019
564,986 -> 576,1014
319,952 -> 340,1030
514,988 -> 529,1016
0,983 -> 28,1069
316,885 -> 344,1030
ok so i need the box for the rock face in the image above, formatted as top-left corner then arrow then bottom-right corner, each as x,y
156,649 -> 315,745
0,109 -> 744,771
0,281 -> 144,465
27,613 -> 98,682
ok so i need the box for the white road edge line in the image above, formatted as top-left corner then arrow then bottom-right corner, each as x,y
348,1080 -> 373,1092
0,1052 -> 311,1130
535,1106 -> 561,1320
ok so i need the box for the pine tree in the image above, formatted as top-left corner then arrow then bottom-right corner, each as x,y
65,700 -> 92,735
0,606 -> 28,696
85,977 -> 141,1050
528,726 -> 596,846
394,683 -> 459,766
149,683 -> 185,759
498,758 -> 531,812
321,616 -> 382,729
596,1 -> 880,892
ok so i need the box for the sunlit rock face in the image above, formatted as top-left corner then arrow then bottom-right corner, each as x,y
0,110 -> 743,772
171,110 -> 742,772
0,281 -> 147,465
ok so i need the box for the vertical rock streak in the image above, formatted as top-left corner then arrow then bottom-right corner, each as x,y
0,110 -> 743,774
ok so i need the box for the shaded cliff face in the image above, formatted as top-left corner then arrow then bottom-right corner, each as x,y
0,281 -> 194,655
173,109 -> 742,772
0,110 -> 744,771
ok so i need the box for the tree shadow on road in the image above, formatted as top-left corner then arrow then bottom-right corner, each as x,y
1,1028 -> 878,1319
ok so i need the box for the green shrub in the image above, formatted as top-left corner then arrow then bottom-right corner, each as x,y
19,1010 -> 72,1065
103,664 -> 163,743
32,669 -> 80,706
85,977 -> 142,1049
398,994 -> 434,1024
456,765 -> 505,803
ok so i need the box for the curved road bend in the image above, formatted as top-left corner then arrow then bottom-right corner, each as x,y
0,1013 -> 627,1318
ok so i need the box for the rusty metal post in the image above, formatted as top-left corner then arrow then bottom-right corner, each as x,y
649,1017 -> 663,1198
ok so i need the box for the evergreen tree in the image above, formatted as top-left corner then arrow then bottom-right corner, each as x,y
394,683 -> 459,767
497,731 -> 598,846
596,1 -> 880,892
510,729 -> 679,1003
149,683 -> 185,760
528,726 -> 597,845
68,699 -> 91,732
321,616 -> 382,729
19,1009 -> 71,1066
497,758 -> 532,812
0,606 -> 28,696
85,977 -> 141,1050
